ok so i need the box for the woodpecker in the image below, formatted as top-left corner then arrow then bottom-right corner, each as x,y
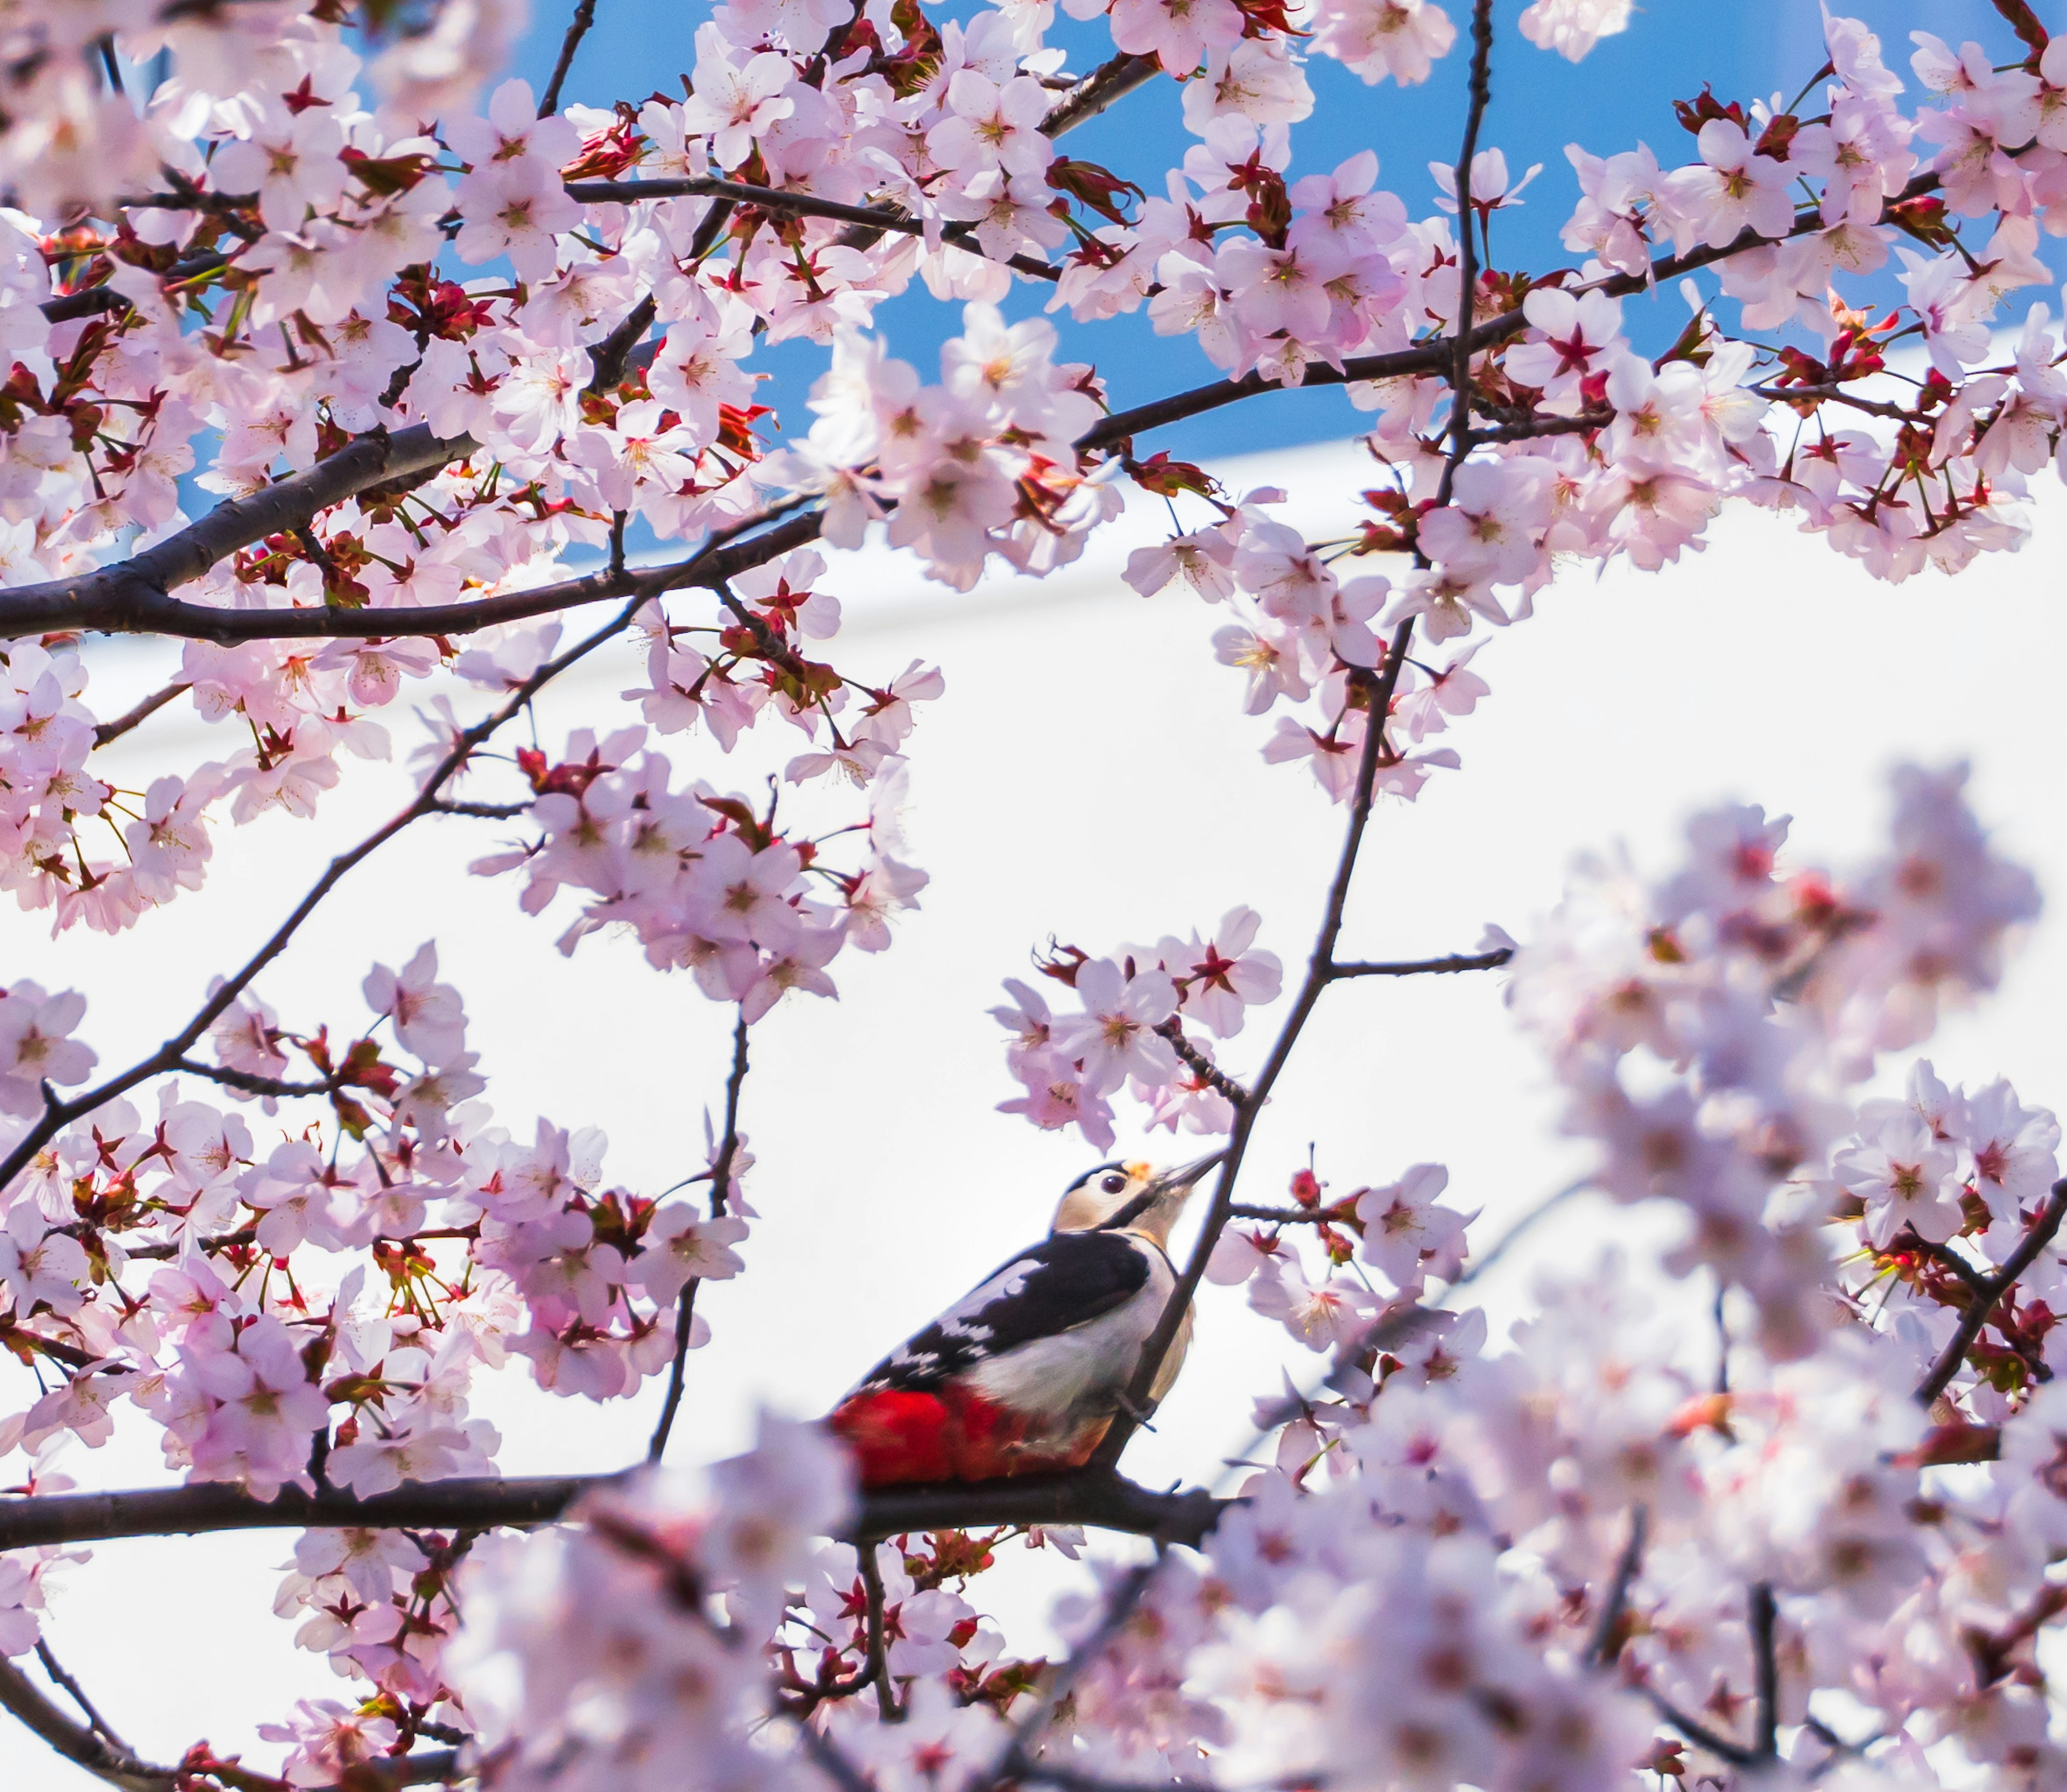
828,1154 -> 1224,1487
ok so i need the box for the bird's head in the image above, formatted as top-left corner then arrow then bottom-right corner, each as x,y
1049,1153 -> 1225,1246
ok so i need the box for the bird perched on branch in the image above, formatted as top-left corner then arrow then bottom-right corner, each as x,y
828,1155 -> 1224,1487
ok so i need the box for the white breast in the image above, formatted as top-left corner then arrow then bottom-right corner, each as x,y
964,1235 -> 1181,1428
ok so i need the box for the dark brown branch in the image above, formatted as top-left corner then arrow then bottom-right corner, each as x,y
1039,52 -> 1160,136
1467,412 -> 1608,444
0,597 -> 646,1197
1226,1202 -> 1353,1224
1152,1017 -> 1250,1107
1915,1181 -> 2067,1407
1093,622 -> 1421,1471
858,1541 -> 898,1722
40,251 -> 233,324
33,1640 -> 131,1751
0,425 -> 475,640
1922,1238 -> 1991,1300
118,1226 -> 256,1262
426,799 -> 533,820
1327,947 -> 1511,979
1749,1579 -> 1779,1759
1583,1504 -> 1648,1668
1444,0 -> 1496,488
0,1653 -> 172,1792
91,681 -> 189,747
587,293 -> 657,393
538,0 -> 598,115
1075,169 -> 1944,456
1642,1688 -> 1759,1769
567,176 -> 1061,283
649,1011 -> 751,1463
1750,382 -> 1919,422
170,1059 -> 333,1098
0,1469 -> 1227,1552
0,493 -> 824,644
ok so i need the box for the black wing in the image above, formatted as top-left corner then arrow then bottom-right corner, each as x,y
853,1231 -> 1151,1393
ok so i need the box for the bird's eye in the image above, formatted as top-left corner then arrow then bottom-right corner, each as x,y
1101,1173 -> 1127,1194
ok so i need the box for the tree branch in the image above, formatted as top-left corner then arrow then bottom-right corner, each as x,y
1074,170 -> 1943,456
0,1469 -> 1228,1551
648,1011 -> 751,1463
0,596 -> 647,1196
91,681 -> 191,748
537,0 -> 599,116
33,1639 -> 132,1751
1327,947 -> 1511,979
0,490 -> 823,644
1152,1017 -> 1250,1107
0,426 -> 475,640
1914,1180 -> 2067,1407
566,176 -> 1061,283
1749,1579 -> 1779,1760
1038,52 -> 1161,136
858,1541 -> 899,1722
1092,620 -> 1420,1472
1583,1504 -> 1647,1669
0,1654 -> 172,1792
1642,1688 -> 1758,1769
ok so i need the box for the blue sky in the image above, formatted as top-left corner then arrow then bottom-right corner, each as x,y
502,0 -> 2035,460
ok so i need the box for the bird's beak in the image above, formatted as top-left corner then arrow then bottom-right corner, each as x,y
1155,1150 -> 1226,1193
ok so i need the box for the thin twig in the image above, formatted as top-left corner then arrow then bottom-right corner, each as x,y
1583,1504 -> 1648,1668
1642,1688 -> 1759,1769
33,1640 -> 131,1749
1327,947 -> 1511,979
538,0 -> 599,116
1914,1181 -> 2067,1407
1093,623 -> 1419,1470
1749,1579 -> 1780,1759
649,1012 -> 751,1462
859,1541 -> 899,1722
90,682 -> 189,748
566,175 -> 1061,283
1153,1017 -> 1250,1107
0,597 -> 647,1198
1074,168 -> 1943,456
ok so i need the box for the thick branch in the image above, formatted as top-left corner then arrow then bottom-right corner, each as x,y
1914,1181 -> 2067,1407
0,1655 -> 171,1792
0,1469 -> 1227,1551
0,498 -> 824,644
0,426 -> 475,641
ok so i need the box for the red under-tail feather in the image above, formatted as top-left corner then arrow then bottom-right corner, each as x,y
829,1385 -> 1110,1487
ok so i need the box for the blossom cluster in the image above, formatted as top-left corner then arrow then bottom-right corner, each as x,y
1506,763 -> 2040,1356
10,0 -> 2067,1787
990,906 -> 1282,1146
2,0 -> 2065,934
0,941 -> 748,1746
